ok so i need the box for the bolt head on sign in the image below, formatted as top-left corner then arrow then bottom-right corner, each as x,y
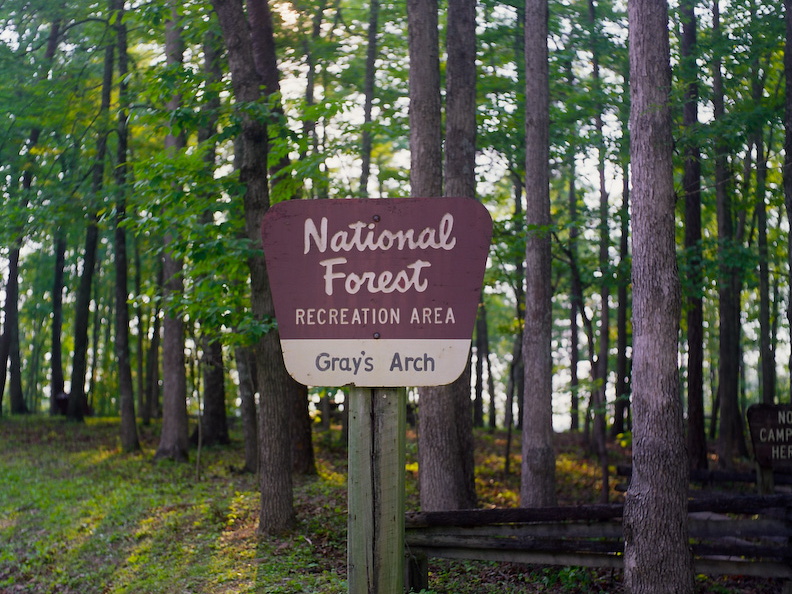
261,197 -> 492,387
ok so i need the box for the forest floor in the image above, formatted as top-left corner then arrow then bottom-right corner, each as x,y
0,416 -> 786,593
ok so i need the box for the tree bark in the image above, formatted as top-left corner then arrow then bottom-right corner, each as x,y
212,0 -> 295,533
411,0 -> 477,512
114,0 -> 140,452
69,7 -> 115,421
521,0 -> 556,508
623,0 -> 694,589
713,0 -> 746,467
235,346 -> 259,473
785,0 -> 792,403
359,0 -> 380,196
587,0 -> 609,503
156,1 -> 189,461
50,234 -> 67,415
680,0 -> 706,470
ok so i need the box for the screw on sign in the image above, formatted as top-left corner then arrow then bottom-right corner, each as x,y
261,196 -> 492,388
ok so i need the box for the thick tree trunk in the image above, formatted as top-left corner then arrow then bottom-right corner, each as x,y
411,0 -> 477,512
624,0 -> 694,589
521,0 -> 556,508
212,0 -> 295,533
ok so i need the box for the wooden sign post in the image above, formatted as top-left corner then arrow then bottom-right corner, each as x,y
261,197 -> 491,593
347,387 -> 406,593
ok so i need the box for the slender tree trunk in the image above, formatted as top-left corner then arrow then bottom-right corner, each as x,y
145,267 -> 163,423
70,9 -> 115,421
51,234 -> 67,415
235,346 -> 259,473
749,4 -> 774,407
4,21 -> 61,416
474,303 -> 486,428
7,256 -> 25,414
680,0 -> 706,470
611,168 -> 631,437
193,27 -> 230,449
785,0 -> 792,403
624,0 -> 694,588
134,240 -> 146,420
359,0 -> 380,196
156,2 -> 189,461
568,164 -> 581,432
521,0 -> 556,508
713,0 -> 746,468
588,0 -> 609,503
114,1 -> 140,452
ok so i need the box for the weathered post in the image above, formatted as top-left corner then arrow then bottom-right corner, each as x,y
348,387 -> 406,593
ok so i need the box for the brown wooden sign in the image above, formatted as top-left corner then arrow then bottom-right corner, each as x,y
747,403 -> 792,469
261,197 -> 492,387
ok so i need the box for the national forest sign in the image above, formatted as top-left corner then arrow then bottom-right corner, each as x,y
261,197 -> 492,387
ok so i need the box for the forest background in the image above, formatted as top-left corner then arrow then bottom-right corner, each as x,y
0,0 -> 789,583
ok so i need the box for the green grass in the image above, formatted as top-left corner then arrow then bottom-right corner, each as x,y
0,416 -> 784,593
0,417 -> 346,593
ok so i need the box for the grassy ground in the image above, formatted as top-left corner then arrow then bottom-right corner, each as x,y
0,416 -> 784,593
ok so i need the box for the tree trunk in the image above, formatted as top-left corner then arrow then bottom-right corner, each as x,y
51,235 -> 67,415
521,0 -> 555,508
70,15 -> 114,420
235,346 -> 258,473
114,1 -> 140,452
197,338 -> 229,446
680,0 -> 706,470
212,0 -> 295,533
411,0 -> 477,512
785,0 -> 792,403
474,303 -> 486,429
156,1 -> 189,461
713,0 -> 746,468
749,4 -> 774,407
145,281 -> 162,423
568,162 -> 581,433
7,259 -> 25,415
359,0 -> 380,196
612,168 -> 631,437
588,0 -> 609,503
623,0 -> 694,589
192,27 -> 230,450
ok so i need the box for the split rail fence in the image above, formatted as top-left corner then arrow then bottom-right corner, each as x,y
404,494 -> 792,592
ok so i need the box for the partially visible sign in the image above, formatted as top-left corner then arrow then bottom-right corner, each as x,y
261,197 -> 492,387
747,404 -> 792,469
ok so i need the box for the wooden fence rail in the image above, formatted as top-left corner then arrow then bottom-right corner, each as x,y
404,495 -> 792,592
